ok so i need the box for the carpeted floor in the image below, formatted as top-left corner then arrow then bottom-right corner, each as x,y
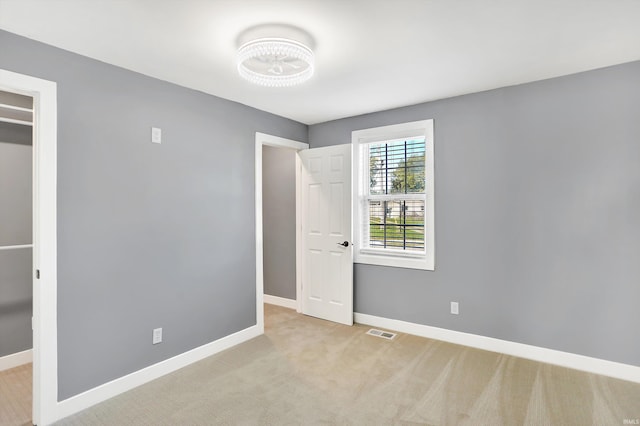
0,362 -> 32,426
49,304 -> 640,424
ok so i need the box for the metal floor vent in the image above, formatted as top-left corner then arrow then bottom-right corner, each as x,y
366,328 -> 397,340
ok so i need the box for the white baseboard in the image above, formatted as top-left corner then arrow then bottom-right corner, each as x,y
354,312 -> 640,384
0,349 -> 32,371
55,324 -> 262,422
264,294 -> 297,310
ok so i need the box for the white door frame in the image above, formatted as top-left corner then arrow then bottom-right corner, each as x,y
255,132 -> 308,331
0,69 -> 58,426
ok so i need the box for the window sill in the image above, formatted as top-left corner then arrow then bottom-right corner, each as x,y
355,250 -> 434,271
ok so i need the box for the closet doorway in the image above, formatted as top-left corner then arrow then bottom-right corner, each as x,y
0,88 -> 33,425
0,69 -> 57,426
255,133 -> 308,331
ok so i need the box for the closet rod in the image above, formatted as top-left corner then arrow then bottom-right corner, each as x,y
0,116 -> 32,126
0,244 -> 33,251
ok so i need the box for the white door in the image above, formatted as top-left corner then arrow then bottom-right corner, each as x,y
299,144 -> 353,325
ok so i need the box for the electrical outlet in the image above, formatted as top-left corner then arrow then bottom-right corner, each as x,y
450,302 -> 459,315
151,127 -> 162,144
152,327 -> 162,344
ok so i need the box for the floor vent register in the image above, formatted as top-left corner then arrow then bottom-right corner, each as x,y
366,329 -> 397,340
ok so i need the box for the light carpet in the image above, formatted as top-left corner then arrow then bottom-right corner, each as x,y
55,304 -> 639,425
0,362 -> 32,426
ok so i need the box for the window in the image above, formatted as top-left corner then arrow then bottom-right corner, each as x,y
353,120 -> 434,270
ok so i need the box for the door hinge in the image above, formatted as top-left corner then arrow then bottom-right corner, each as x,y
36,269 -> 40,279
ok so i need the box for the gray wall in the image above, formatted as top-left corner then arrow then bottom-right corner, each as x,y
0,30 -> 307,399
0,138 -> 32,246
0,121 -> 32,146
0,248 -> 32,357
0,132 -> 33,358
262,146 -> 296,300
309,60 -> 640,367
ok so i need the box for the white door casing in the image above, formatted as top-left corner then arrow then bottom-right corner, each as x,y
299,144 -> 353,326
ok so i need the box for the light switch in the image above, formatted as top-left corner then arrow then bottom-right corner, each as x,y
152,328 -> 163,344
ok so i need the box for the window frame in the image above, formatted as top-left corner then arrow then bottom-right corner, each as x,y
352,119 -> 434,270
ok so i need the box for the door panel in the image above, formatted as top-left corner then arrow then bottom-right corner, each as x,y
309,249 -> 323,300
329,183 -> 344,235
299,144 -> 353,325
308,184 -> 322,234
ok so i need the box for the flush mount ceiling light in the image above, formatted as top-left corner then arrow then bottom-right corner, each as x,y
236,25 -> 315,87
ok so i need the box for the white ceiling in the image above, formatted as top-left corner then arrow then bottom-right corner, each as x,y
1,0 -> 639,124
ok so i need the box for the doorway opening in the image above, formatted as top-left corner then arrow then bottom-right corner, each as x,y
254,132 -> 308,331
0,69 -> 58,426
0,88 -> 33,426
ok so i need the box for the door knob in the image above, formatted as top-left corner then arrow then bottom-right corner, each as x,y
337,241 -> 350,247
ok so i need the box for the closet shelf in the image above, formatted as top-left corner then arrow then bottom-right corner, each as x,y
0,102 -> 32,113
0,244 -> 33,251
0,102 -> 33,126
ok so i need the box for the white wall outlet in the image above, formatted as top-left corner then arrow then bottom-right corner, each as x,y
152,327 -> 163,344
451,302 -> 459,315
151,127 -> 162,144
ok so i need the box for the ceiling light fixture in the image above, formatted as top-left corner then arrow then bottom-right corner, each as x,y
236,25 -> 315,87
